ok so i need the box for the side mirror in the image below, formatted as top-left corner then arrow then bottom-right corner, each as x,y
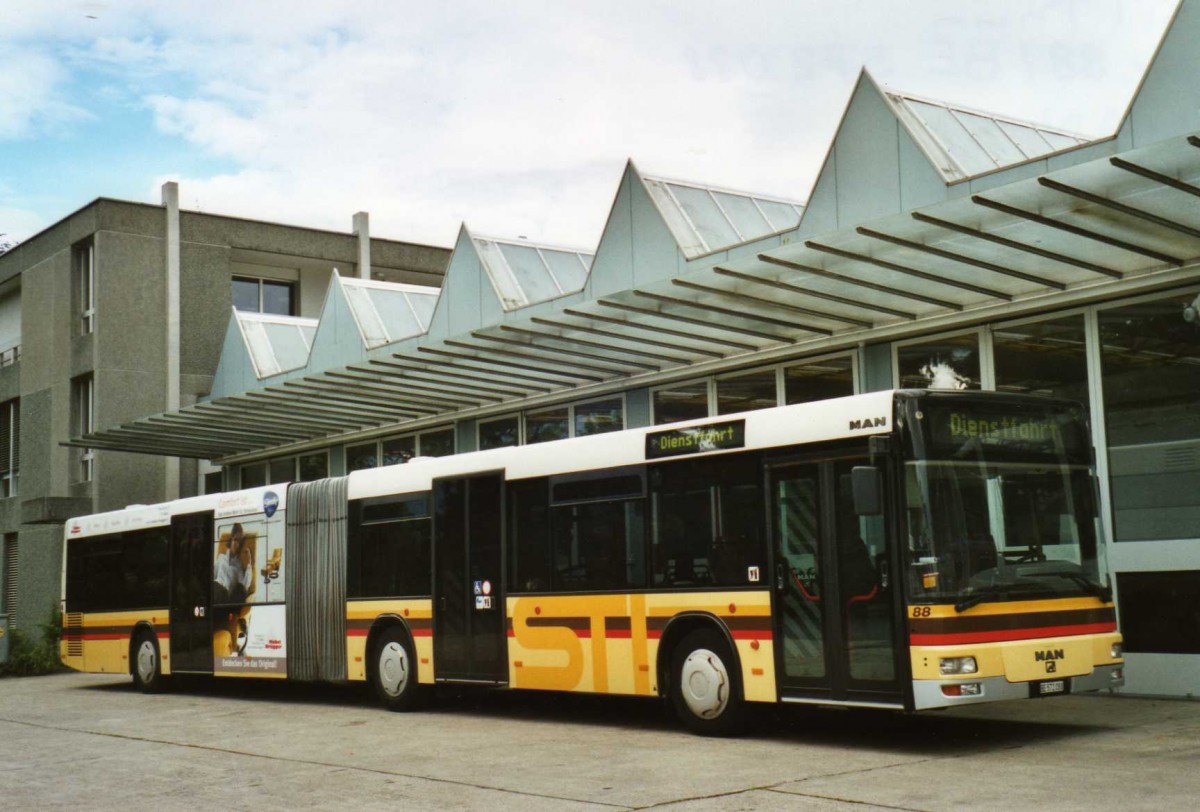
851,466 -> 883,516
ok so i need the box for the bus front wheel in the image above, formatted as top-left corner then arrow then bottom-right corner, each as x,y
670,628 -> 744,736
371,627 -> 425,712
131,631 -> 166,694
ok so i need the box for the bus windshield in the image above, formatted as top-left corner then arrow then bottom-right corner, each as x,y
901,396 -> 1106,606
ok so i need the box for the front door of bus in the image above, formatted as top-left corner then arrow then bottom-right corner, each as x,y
169,512 -> 213,673
432,472 -> 507,683
770,455 -> 901,703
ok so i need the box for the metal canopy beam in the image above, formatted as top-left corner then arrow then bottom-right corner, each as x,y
910,211 -> 1123,279
191,401 -> 350,433
147,415 -> 303,445
253,386 -> 416,418
671,278 -> 872,329
1110,155 -> 1200,198
531,315 -> 724,359
366,358 -> 541,396
805,240 -> 1009,300
598,297 -> 785,342
755,253 -> 959,310
970,194 -> 1183,266
712,266 -> 916,320
72,436 -> 229,458
443,339 -> 614,381
235,393 -> 375,427
472,330 -> 658,372
318,370 -> 479,408
563,308 -> 750,351
282,380 -> 439,415
500,324 -> 692,365
422,345 -> 600,386
159,408 -> 319,440
854,226 -> 1064,290
633,289 -> 829,336
1035,177 -> 1200,241
79,427 -> 244,457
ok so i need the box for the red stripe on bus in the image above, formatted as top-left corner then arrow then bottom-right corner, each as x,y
347,629 -> 368,637
730,630 -> 773,641
910,622 -> 1117,646
80,633 -> 127,641
605,630 -> 632,639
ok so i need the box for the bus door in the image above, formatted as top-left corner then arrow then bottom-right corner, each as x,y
169,511 -> 214,673
769,455 -> 901,704
432,472 -> 507,683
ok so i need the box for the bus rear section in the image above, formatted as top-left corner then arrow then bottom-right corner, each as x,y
894,392 -> 1123,708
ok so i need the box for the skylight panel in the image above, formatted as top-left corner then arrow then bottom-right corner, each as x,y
540,249 -> 589,293
262,322 -> 311,372
906,99 -> 995,176
995,120 -> 1054,156
497,242 -> 562,304
475,239 -> 528,309
953,111 -> 1026,165
367,287 -> 424,341
668,183 -> 741,251
755,199 -> 803,232
712,191 -> 771,238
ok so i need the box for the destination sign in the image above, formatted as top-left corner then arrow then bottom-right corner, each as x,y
917,400 -> 1090,463
646,419 -> 745,460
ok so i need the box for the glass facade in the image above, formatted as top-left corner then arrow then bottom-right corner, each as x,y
525,406 -> 569,445
784,356 -> 854,404
716,369 -> 777,415
896,333 -> 981,390
1101,293 -> 1200,542
993,316 -> 1089,407
574,397 -> 623,437
479,416 -> 520,450
653,381 -> 709,425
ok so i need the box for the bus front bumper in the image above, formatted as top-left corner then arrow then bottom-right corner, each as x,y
913,663 -> 1125,710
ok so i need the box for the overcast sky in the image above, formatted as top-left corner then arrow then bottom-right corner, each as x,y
0,0 -> 1181,251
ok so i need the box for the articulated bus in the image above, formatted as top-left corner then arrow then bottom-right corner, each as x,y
60,390 -> 1124,734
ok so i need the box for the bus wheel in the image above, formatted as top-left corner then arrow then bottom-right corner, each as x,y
372,628 -> 424,712
131,631 -> 166,694
670,628 -> 744,736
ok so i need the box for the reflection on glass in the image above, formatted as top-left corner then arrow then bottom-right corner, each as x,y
419,428 -> 455,457
479,417 -> 520,450
653,382 -> 708,425
297,453 -> 327,482
382,435 -> 415,465
1101,293 -> 1200,542
269,458 -> 293,485
346,443 -> 378,472
784,356 -> 854,405
241,463 -> 266,488
993,316 -> 1088,407
896,333 -> 981,390
231,278 -> 260,312
526,407 -> 569,444
716,369 -> 777,415
261,280 -> 294,316
574,397 -> 623,437
774,465 -> 825,680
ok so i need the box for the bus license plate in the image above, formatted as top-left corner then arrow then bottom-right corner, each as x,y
1034,679 -> 1066,697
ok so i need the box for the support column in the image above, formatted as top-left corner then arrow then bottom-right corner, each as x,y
353,211 -> 371,280
162,181 -> 181,500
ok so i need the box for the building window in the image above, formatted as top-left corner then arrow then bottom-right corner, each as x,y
479,415 -> 521,450
2,533 -> 15,625
232,276 -> 295,316
242,451 -> 330,487
716,368 -> 777,415
652,380 -> 710,425
75,239 -> 95,335
993,315 -> 1089,407
895,331 -> 982,390
784,355 -> 855,404
346,427 -> 457,472
573,396 -> 623,437
240,463 -> 266,489
73,374 -> 94,482
297,452 -> 328,482
347,442 -> 379,473
203,471 -> 224,495
0,399 -> 18,497
525,406 -> 569,445
1100,292 -> 1200,542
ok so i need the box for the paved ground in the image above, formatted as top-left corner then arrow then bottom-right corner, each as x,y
1,672 -> 1198,811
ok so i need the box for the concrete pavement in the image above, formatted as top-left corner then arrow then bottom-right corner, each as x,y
1,672 -> 1198,810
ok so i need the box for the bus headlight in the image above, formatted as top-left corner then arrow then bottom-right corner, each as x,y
1110,642 -> 1123,659
939,656 -> 978,675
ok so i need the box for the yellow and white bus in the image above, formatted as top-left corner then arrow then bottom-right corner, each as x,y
61,389 -> 1124,734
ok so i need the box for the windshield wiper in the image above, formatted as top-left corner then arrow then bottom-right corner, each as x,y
1042,571 -> 1112,602
954,584 -> 1010,613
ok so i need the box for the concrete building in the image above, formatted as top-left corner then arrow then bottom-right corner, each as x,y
50,2 -> 1200,697
0,192 -> 448,632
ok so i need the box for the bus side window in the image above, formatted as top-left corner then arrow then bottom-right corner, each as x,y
508,478 -> 551,592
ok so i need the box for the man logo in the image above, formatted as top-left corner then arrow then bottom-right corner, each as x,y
1036,649 -> 1065,673
848,416 -> 887,430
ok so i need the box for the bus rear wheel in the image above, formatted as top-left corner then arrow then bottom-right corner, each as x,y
131,631 -> 166,694
371,627 -> 425,712
670,628 -> 744,736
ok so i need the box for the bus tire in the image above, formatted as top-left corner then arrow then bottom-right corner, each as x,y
131,631 -> 166,694
670,628 -> 744,736
371,627 -> 424,712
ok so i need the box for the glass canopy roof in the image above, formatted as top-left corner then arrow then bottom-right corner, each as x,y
235,312 -> 318,379
341,277 -> 439,349
642,174 -> 804,259
886,90 -> 1092,181
473,236 -> 593,311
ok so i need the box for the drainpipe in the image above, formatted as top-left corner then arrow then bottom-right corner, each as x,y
353,211 -> 370,280
162,181 -> 180,500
